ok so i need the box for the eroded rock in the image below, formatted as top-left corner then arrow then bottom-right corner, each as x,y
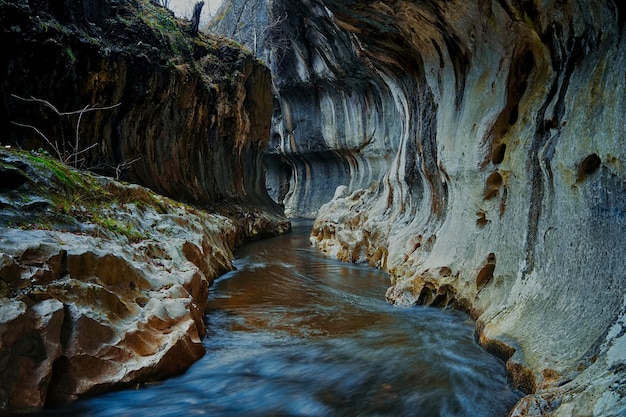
216,0 -> 626,414
0,149 -> 286,413
0,298 -> 64,411
0,0 -> 282,219
0,0 -> 291,412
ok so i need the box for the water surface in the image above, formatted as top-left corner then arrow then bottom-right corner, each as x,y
37,222 -> 520,416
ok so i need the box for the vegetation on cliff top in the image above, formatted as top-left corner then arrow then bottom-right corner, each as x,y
9,0 -> 252,76
0,0 -> 260,158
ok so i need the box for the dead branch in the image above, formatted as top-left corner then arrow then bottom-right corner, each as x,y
10,94 -> 121,116
74,104 -> 90,167
10,95 -> 122,170
190,1 -> 205,36
10,121 -> 63,160
115,156 -> 142,180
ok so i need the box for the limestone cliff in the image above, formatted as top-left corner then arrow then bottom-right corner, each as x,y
212,0 -> 403,217
216,0 -> 626,415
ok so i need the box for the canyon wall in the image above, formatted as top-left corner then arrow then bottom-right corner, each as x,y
0,0 -> 290,412
213,0 -> 404,217
0,0 -> 284,234
216,0 -> 626,415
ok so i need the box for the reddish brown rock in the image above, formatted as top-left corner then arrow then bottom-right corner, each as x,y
0,299 -> 64,410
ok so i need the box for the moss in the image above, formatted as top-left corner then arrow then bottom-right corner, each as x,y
22,155 -> 155,241
64,47 -> 76,64
135,0 -> 193,60
20,151 -> 167,237
92,213 -> 147,242
25,153 -> 110,214
26,152 -> 82,186
18,215 -> 54,231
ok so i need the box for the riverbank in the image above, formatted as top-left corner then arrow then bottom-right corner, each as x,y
0,149 -> 289,412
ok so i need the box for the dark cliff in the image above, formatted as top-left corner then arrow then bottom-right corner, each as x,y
214,0 -> 626,415
0,0 -> 285,234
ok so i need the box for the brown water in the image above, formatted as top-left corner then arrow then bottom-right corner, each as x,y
36,221 -> 521,417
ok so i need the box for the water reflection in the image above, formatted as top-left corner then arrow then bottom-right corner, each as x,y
35,221 -> 521,417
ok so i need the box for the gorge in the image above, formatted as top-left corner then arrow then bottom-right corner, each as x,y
27,223 -> 523,417
0,0 -> 624,415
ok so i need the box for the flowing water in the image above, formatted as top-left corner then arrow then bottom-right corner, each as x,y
36,222 -> 521,417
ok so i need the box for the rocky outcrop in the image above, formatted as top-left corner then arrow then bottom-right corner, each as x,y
216,0 -> 626,415
0,149 -> 248,412
0,0 -> 281,223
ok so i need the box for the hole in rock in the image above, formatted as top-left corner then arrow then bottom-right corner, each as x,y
516,51 -> 535,96
508,104 -> 519,125
476,210 -> 489,227
483,172 -> 503,200
476,264 -> 495,289
417,284 -> 436,305
476,254 -> 496,289
0,166 -> 28,189
439,266 -> 452,277
431,285 -> 455,308
492,143 -> 507,165
577,153 -> 601,182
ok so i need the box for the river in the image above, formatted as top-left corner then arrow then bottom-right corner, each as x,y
35,222 -> 521,417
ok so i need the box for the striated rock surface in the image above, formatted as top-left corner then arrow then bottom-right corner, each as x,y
0,149 -> 247,412
212,0 -> 402,217
217,0 -> 626,415
0,0 -> 282,222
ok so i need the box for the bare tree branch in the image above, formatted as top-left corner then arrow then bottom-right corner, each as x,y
10,95 -> 121,115
11,121 -> 63,160
67,143 -> 98,163
10,95 -> 123,171
115,157 -> 142,180
74,104 -> 90,167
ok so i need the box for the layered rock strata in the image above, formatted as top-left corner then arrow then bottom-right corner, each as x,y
0,0 -> 281,222
217,0 -> 626,415
213,0 -> 402,217
0,0 -> 291,412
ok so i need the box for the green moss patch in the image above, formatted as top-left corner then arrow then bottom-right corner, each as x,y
0,149 -> 172,242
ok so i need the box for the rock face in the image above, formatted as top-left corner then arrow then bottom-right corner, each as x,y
0,0 -> 291,412
0,0 -> 280,219
216,0 -> 626,415
212,0 -> 402,217
0,149 -> 246,412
